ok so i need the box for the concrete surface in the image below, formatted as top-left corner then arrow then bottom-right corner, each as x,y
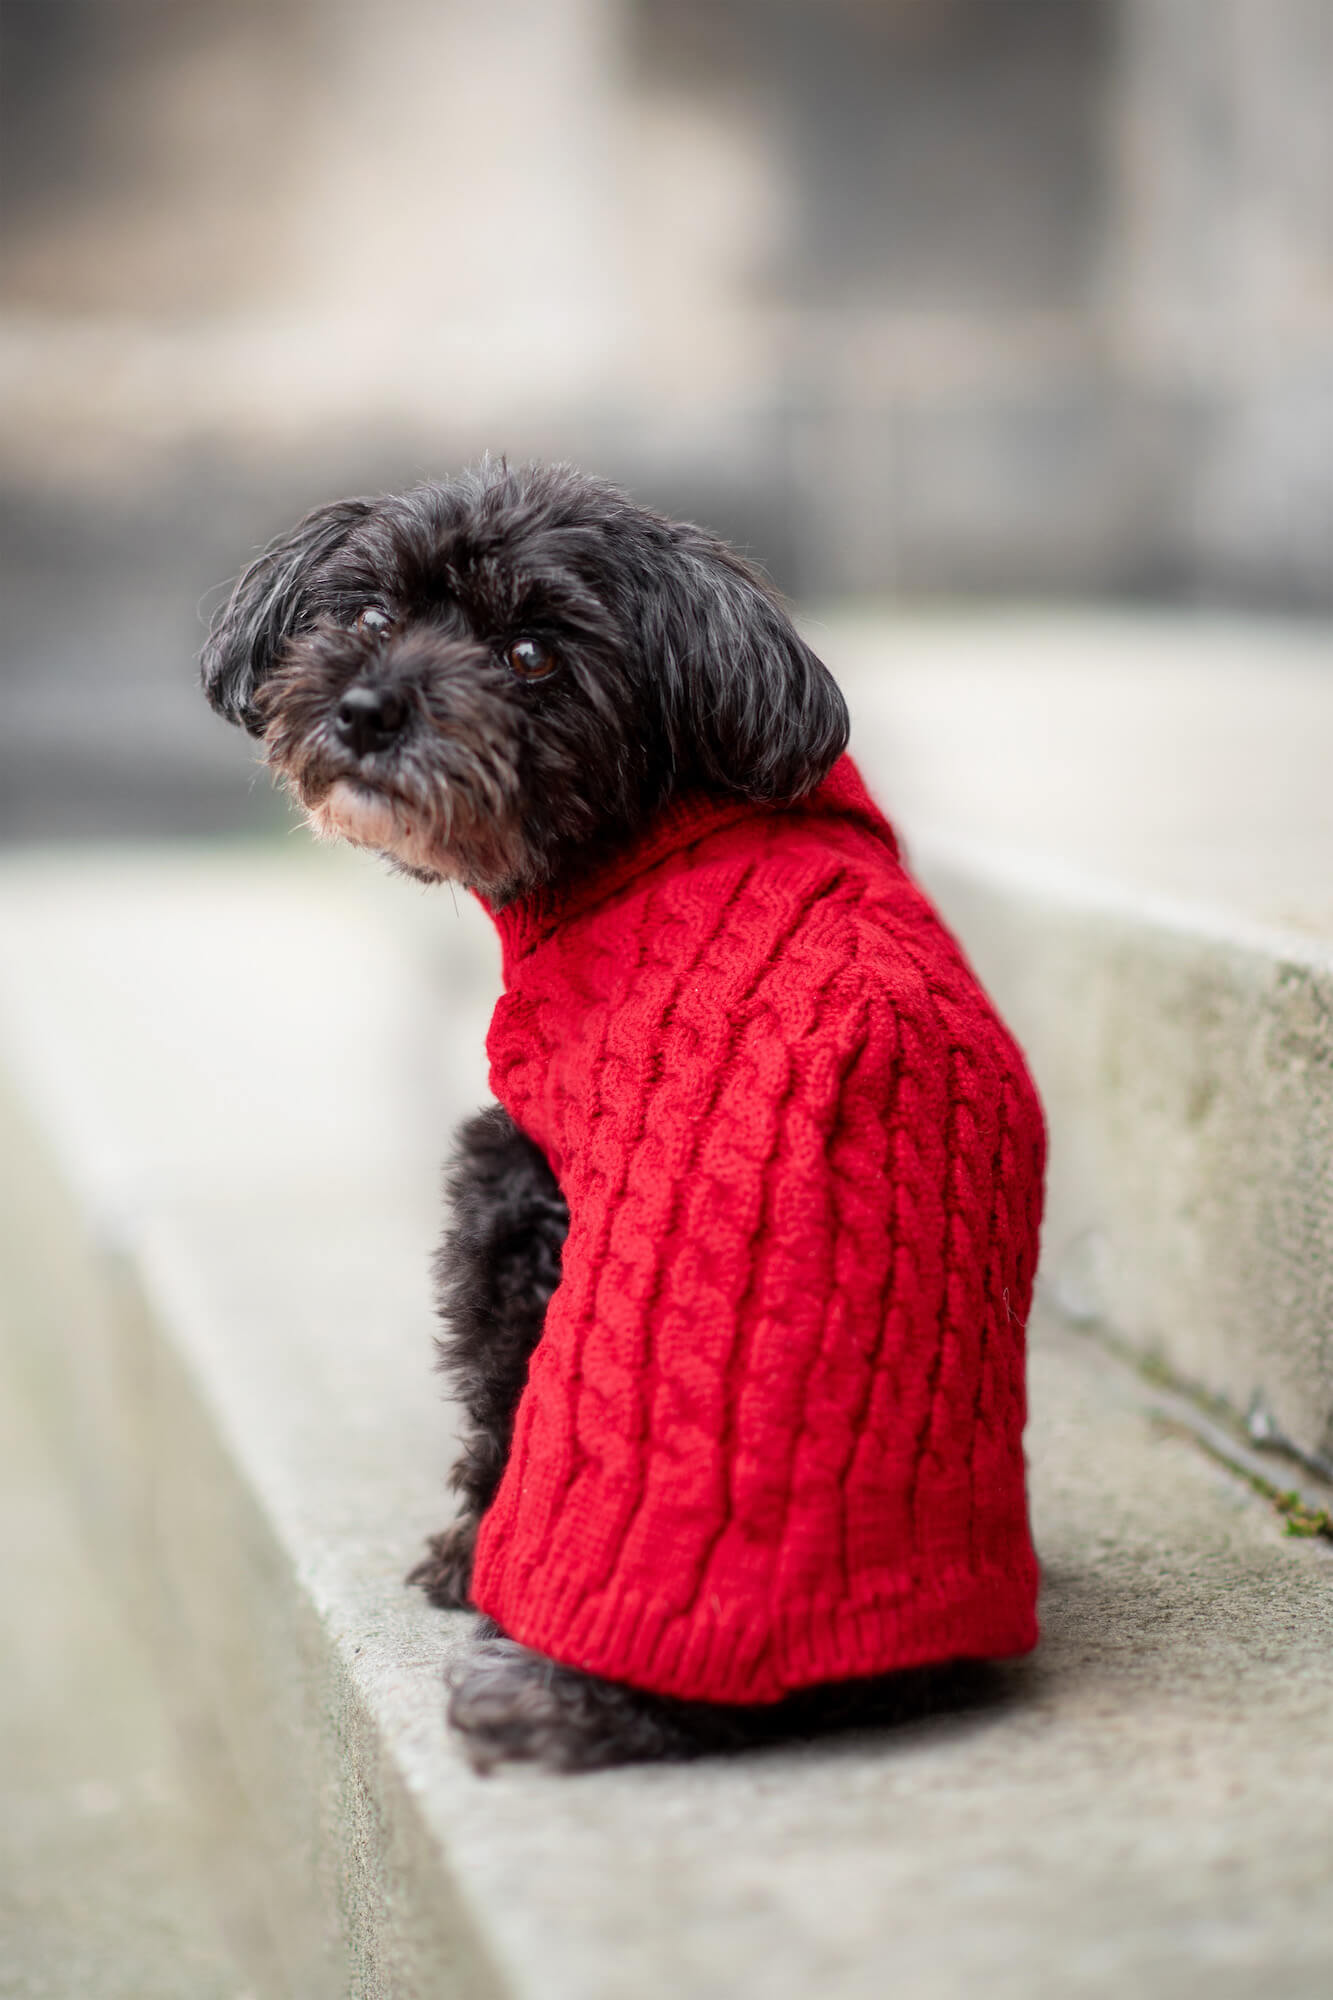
0,1300 -> 249,2000
1,843 -> 1332,1998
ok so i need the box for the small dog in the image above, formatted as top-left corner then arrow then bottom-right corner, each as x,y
202,461 -> 1043,1771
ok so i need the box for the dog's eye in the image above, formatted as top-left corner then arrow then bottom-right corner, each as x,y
506,637 -> 557,681
355,607 -> 393,638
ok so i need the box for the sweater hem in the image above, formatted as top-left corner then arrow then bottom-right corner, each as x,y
472,1551 -> 1040,1706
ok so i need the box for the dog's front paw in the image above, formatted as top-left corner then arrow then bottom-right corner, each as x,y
447,1636 -> 599,1773
407,1520 -> 477,1609
447,1634 -> 702,1773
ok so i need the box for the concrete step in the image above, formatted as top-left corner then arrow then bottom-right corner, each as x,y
2,611 -> 1332,1995
0,1314 -> 250,2000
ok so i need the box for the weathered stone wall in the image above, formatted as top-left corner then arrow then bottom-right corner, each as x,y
1104,0 -> 1333,605
0,0 -> 1328,611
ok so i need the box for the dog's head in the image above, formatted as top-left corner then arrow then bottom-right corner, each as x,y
201,461 -> 848,900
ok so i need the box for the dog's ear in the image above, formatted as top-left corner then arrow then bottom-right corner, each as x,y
201,498 -> 372,734
656,536 -> 849,801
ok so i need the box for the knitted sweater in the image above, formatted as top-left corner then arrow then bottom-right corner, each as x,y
471,756 -> 1044,1704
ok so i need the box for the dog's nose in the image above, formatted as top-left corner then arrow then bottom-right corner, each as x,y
334,682 -> 408,756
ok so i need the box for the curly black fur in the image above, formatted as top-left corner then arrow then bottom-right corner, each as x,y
201,461 -> 849,902
202,461 -> 984,1771
407,1106 -> 568,1610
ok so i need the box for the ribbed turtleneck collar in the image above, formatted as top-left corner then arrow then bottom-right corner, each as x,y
475,754 -> 892,981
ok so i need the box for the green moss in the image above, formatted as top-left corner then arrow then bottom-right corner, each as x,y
1275,1492 -> 1333,1540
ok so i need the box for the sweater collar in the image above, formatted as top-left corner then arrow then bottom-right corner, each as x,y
477,753 -> 891,975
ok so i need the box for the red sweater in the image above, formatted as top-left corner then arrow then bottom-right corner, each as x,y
471,756 -> 1043,1704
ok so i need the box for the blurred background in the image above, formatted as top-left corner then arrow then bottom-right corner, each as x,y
1,0 -> 1330,841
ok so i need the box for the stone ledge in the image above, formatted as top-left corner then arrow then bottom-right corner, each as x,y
2,841 -> 1333,1998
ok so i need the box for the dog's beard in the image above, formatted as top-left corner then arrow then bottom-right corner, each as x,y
263,722 -> 532,892
279,758 -> 531,892
304,778 -> 460,881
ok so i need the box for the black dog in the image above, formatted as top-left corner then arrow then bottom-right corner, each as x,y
202,461 -> 1004,1769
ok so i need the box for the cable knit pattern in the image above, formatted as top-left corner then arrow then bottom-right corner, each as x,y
471,756 -> 1044,1703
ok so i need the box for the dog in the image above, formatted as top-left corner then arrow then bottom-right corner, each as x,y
202,460 -> 1044,1771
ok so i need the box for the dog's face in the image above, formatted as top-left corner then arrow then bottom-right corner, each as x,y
202,462 -> 848,901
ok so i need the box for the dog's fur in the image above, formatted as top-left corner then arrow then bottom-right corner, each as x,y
202,460 -> 1005,1770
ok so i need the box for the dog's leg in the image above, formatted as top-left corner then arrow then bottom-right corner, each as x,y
408,1104 -> 567,1609
447,1635 -> 732,1771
